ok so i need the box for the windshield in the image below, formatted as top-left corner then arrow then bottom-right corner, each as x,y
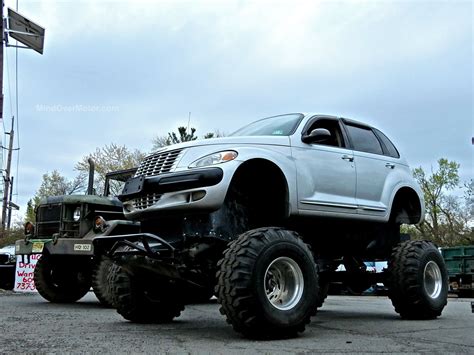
231,114 -> 303,137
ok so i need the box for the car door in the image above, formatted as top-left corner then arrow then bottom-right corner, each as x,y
291,117 -> 357,215
342,121 -> 399,217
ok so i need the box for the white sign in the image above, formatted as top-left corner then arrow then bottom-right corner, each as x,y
14,254 -> 40,293
7,8 -> 45,54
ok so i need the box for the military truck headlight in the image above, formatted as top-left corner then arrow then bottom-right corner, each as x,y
189,151 -> 238,168
24,221 -> 35,236
73,207 -> 81,222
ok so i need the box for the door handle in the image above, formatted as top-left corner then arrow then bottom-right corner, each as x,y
342,155 -> 354,162
385,163 -> 395,169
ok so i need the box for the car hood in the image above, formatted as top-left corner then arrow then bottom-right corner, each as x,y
0,245 -> 15,256
150,136 -> 291,154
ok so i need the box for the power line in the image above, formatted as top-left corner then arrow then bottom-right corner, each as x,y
3,47 -> 13,174
15,39 -> 19,202
4,49 -> 13,120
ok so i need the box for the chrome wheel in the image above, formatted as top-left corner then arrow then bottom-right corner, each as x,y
423,261 -> 442,299
264,256 -> 304,310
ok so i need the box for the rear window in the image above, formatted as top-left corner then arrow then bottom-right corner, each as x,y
374,129 -> 400,158
345,125 -> 383,155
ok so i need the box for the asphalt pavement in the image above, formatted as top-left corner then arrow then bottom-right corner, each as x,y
0,290 -> 472,354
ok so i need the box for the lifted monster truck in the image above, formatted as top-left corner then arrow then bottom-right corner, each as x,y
16,161 -> 140,305
95,113 -> 448,338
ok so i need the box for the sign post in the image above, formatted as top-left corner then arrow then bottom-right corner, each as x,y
0,7 -> 44,233
6,8 -> 45,54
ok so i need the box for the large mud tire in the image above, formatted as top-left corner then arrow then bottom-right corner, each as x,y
34,255 -> 91,303
387,240 -> 448,319
110,264 -> 185,323
216,227 -> 319,339
92,257 -> 115,307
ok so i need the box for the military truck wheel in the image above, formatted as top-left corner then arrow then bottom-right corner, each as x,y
34,255 -> 91,303
216,227 -> 319,339
92,257 -> 116,307
110,265 -> 185,323
387,240 -> 448,319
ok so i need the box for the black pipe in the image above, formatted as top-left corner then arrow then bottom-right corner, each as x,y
87,158 -> 95,195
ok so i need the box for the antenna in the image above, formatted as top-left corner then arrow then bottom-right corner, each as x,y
187,112 -> 191,134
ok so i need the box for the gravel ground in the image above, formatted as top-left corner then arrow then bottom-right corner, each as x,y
0,290 -> 473,354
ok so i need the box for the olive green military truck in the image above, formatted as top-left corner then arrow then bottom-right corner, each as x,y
15,160 -> 140,305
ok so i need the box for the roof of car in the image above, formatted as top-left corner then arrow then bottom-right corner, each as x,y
303,113 -> 372,130
340,117 -> 373,129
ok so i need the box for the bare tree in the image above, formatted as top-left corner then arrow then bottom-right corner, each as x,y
75,143 -> 145,195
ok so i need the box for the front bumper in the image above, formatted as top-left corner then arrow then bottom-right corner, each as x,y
119,165 -> 234,218
119,167 -> 224,201
15,238 -> 94,256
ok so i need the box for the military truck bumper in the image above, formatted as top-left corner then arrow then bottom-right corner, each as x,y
15,238 -> 94,256
93,233 -> 204,286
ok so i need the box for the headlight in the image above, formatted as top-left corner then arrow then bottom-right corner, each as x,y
189,151 -> 238,168
73,207 -> 81,222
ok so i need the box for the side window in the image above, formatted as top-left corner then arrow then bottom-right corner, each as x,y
345,125 -> 383,155
374,129 -> 400,158
307,119 -> 346,148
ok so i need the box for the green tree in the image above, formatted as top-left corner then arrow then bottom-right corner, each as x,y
411,158 -> 472,246
465,179 -> 474,220
75,143 -> 145,195
25,198 -> 38,222
203,130 -> 226,139
152,126 -> 197,150
152,127 -> 224,151
25,170 -> 85,223
37,170 -> 84,197
168,126 -> 198,144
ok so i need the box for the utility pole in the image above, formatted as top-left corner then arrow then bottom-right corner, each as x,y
0,1 -> 3,123
0,1 -> 4,234
2,116 -> 14,232
0,5 -> 45,235
7,175 -> 13,229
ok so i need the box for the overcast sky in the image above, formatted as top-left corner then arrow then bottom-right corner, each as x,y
1,0 -> 472,222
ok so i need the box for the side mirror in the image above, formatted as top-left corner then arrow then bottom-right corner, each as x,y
302,128 -> 332,144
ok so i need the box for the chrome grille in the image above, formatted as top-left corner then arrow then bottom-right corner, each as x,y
131,193 -> 163,210
135,149 -> 183,177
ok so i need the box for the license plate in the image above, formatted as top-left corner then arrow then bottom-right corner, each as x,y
31,242 -> 44,253
121,175 -> 145,197
74,244 -> 92,252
